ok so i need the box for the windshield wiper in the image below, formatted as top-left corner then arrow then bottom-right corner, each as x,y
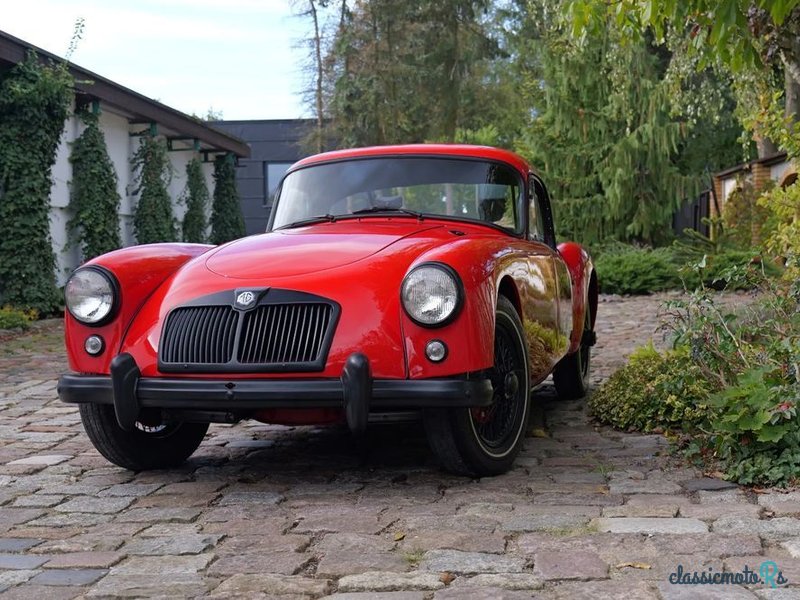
276,214 -> 337,230
351,207 -> 424,220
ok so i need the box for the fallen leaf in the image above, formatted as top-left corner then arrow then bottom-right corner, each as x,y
393,532 -> 406,542
528,427 -> 550,438
616,562 -> 652,570
439,572 -> 455,585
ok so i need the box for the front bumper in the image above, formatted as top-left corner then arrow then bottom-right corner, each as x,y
58,352 -> 494,434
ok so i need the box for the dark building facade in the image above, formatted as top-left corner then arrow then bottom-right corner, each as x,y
213,119 -> 314,235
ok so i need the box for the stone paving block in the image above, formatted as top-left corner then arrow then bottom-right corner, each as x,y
681,478 -> 739,492
533,492 -> 623,506
0,553 -> 50,569
594,517 -> 708,534
697,489 -> 749,504
207,551 -> 311,576
657,581 -> 758,599
0,508 -> 45,531
782,539 -> 800,558
602,504 -> 678,518
680,503 -> 763,520
216,490 -> 284,505
419,550 -> 527,574
44,552 -> 123,569
7,455 -> 71,466
452,573 -> 543,590
97,483 -> 163,497
609,479 -> 683,495
433,587 -> 536,600
754,589 -> 800,600
0,569 -> 39,590
12,495 -> 65,508
336,571 -> 445,592
724,554 -> 800,583
323,594 -> 427,600
115,507 -> 202,523
713,517 -> 800,541
54,496 -> 134,514
111,553 -> 214,574
28,568 -> 107,586
499,514 -> 591,533
27,513 -> 113,528
121,533 -> 221,555
533,550 -> 608,580
208,574 -> 332,598
0,584 -> 87,600
399,531 -> 506,555
549,579 -> 659,599
85,572 -> 210,598
0,538 -> 42,552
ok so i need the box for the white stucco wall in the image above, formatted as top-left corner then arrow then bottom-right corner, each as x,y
47,106 -> 215,285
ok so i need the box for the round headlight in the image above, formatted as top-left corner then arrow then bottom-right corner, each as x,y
401,264 -> 461,326
65,268 -> 116,325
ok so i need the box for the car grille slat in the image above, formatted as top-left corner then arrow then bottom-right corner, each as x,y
160,298 -> 334,371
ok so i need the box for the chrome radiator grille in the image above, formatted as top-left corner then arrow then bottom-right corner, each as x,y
158,292 -> 337,373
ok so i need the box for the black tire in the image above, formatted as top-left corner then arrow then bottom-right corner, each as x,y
424,296 -> 530,477
553,303 -> 593,400
79,404 -> 208,471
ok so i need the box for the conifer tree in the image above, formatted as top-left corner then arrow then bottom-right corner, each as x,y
210,154 -> 244,244
132,135 -> 176,244
181,157 -> 209,243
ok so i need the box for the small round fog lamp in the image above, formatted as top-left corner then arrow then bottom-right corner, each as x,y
425,340 -> 447,363
84,335 -> 105,356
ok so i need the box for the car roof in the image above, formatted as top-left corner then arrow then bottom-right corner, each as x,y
290,144 -> 531,178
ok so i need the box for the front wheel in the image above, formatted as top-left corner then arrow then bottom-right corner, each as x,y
424,296 -> 530,477
79,404 -> 208,471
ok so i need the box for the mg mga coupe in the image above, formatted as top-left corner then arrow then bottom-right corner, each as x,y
58,144 -> 597,477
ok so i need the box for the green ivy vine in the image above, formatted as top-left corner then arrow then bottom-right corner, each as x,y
181,157 -> 209,243
131,135 -> 177,244
0,52 -> 73,313
68,107 -> 122,259
210,154 -> 244,244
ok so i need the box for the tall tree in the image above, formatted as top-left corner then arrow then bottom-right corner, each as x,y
568,0 -> 800,157
318,0 -> 504,147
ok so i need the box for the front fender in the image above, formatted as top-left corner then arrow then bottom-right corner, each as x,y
65,243 -> 214,374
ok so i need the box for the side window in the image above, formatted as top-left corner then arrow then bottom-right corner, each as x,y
528,179 -> 543,241
264,162 -> 293,208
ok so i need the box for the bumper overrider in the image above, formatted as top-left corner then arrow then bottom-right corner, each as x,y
58,353 -> 494,434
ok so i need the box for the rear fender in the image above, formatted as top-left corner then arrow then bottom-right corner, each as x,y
557,242 -> 596,353
65,243 -> 214,374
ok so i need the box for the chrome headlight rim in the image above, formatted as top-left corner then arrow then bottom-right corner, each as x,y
401,262 -> 464,328
64,266 -> 119,326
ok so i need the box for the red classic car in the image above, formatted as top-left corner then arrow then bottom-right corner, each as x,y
58,144 -> 597,476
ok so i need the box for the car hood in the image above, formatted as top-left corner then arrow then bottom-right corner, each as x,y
205,220 -> 443,279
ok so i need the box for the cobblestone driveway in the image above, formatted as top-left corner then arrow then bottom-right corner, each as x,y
1,293 -> 799,599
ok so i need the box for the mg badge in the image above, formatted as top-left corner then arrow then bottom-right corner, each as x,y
235,291 -> 256,309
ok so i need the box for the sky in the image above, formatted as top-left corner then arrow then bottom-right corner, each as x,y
2,0 -> 312,120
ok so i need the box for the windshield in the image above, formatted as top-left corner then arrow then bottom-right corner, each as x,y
270,157 -> 525,233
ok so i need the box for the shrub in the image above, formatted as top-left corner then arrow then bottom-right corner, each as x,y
596,271 -> 800,486
68,108 -> 122,259
210,154 -> 244,244
589,344 -> 716,432
132,135 -> 177,244
0,306 -> 36,330
594,246 -> 681,294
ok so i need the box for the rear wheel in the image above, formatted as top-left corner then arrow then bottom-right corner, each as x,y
79,404 -> 208,471
424,296 -> 530,477
553,303 -> 593,400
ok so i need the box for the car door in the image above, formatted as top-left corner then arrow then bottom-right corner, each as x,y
521,174 -> 572,383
